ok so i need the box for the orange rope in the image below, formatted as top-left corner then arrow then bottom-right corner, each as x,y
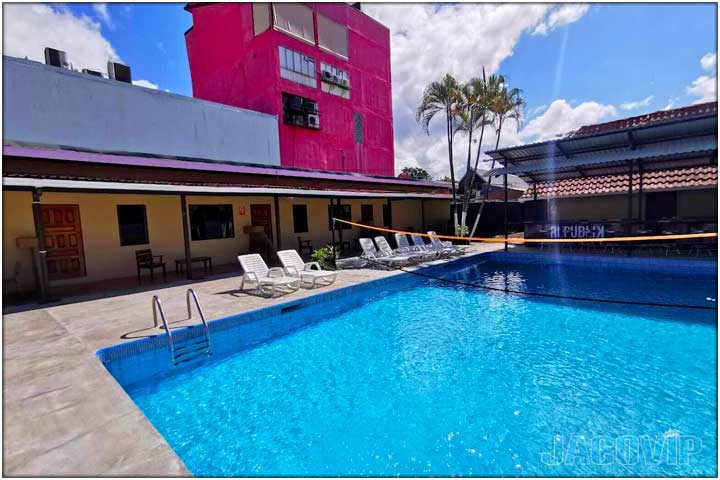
331,218 -> 718,244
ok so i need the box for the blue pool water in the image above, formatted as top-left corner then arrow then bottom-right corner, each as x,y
106,254 -> 717,476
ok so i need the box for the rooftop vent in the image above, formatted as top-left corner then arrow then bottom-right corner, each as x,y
44,48 -> 69,69
107,61 -> 132,83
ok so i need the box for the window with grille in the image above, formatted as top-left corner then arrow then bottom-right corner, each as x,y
279,46 -> 317,88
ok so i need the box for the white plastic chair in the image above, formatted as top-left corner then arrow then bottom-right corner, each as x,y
238,254 -> 300,296
277,249 -> 337,288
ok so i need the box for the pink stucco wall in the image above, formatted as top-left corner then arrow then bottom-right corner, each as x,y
185,3 -> 395,176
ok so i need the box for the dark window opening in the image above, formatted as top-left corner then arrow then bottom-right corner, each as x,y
328,204 -> 351,230
292,204 -> 309,233
361,204 -> 374,223
117,205 -> 149,246
282,92 -> 320,129
383,203 -> 393,227
189,204 -> 235,240
645,192 -> 677,220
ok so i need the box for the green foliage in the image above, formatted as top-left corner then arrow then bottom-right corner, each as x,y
310,245 -> 337,270
455,224 -> 469,237
400,166 -> 431,180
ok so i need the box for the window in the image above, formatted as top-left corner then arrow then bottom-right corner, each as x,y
292,204 -> 309,233
273,3 -> 315,44
328,204 -> 352,230
117,205 -> 148,246
279,46 -> 317,88
320,63 -> 350,98
353,112 -> 363,144
189,204 -> 235,240
361,204 -> 374,223
252,3 -> 270,35
282,92 -> 320,129
317,14 -> 348,58
383,203 -> 392,227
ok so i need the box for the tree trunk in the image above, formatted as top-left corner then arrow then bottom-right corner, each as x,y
459,111 -> 475,235
446,107 -> 459,232
469,117 -> 504,238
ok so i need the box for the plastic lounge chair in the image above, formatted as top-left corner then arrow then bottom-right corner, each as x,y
277,249 -> 337,288
427,231 -> 465,256
238,254 -> 301,296
411,234 -> 453,258
374,236 -> 425,264
358,238 -> 410,269
392,234 -> 438,261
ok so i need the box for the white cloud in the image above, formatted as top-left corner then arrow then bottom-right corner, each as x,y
363,4 -> 590,178
532,4 -> 590,36
701,52 -> 716,72
520,99 -> 617,141
3,3 -> 120,72
132,79 -> 159,90
687,52 -> 717,104
92,4 -> 112,28
620,95 -> 653,111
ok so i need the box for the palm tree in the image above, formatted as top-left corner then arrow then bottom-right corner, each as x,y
416,73 -> 464,230
457,70 -> 502,235
468,82 -> 525,238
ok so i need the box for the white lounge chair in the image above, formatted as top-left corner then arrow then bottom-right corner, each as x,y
238,254 -> 301,296
358,238 -> 411,269
277,249 -> 337,288
374,236 -> 427,264
427,231 -> 465,256
394,233 -> 439,261
411,234 -> 453,258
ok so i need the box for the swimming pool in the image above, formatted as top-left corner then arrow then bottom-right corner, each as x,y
98,252 -> 717,476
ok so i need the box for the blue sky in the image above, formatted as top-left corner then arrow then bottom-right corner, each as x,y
2,3 -> 716,177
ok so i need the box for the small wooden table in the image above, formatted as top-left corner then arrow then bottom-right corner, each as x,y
175,256 -> 213,278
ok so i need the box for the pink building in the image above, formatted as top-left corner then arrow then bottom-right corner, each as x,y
184,2 -> 395,176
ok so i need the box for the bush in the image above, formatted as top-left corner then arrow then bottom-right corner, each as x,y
310,245 -> 337,270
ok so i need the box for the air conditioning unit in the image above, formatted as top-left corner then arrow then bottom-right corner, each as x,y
107,61 -> 132,83
341,78 -> 349,89
322,70 -> 333,82
82,69 -> 103,77
288,96 -> 304,112
44,48 -> 69,69
332,75 -> 339,84
307,114 -> 320,128
302,100 -> 317,114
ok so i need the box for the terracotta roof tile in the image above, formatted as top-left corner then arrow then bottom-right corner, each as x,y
521,166 -> 718,200
571,102 -> 717,137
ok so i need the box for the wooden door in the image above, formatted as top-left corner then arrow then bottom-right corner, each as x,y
41,205 -> 86,280
250,204 -> 273,241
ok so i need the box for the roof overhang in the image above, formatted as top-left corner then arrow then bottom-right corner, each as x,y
2,177 -> 452,200
486,110 -> 718,183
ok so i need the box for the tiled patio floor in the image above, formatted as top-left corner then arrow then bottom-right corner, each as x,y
2,244 -> 499,476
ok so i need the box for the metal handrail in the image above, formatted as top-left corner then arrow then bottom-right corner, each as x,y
152,295 -> 175,356
186,288 -> 212,353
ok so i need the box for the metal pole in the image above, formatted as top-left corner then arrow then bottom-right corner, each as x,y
180,194 -> 192,280
273,194 -> 282,251
627,161 -> 633,235
503,174 -> 508,252
638,163 -> 644,221
31,188 -> 50,302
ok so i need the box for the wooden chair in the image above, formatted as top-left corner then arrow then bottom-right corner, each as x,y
297,237 -> 313,258
135,249 -> 166,285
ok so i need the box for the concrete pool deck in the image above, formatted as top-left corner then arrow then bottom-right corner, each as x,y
3,244 -> 498,476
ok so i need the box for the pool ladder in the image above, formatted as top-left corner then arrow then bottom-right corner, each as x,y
152,288 -> 212,366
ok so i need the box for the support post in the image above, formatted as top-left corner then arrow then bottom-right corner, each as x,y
31,188 -> 50,302
626,161 -> 633,235
638,163 -> 644,221
180,194 -> 192,280
421,199 -> 426,233
273,194 -> 282,251
386,198 -> 393,229
503,174 -> 508,252
336,198 -> 344,254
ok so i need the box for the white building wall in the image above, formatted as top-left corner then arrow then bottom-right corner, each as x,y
2,56 -> 281,166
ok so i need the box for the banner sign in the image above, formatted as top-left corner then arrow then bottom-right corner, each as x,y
549,224 -> 605,239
